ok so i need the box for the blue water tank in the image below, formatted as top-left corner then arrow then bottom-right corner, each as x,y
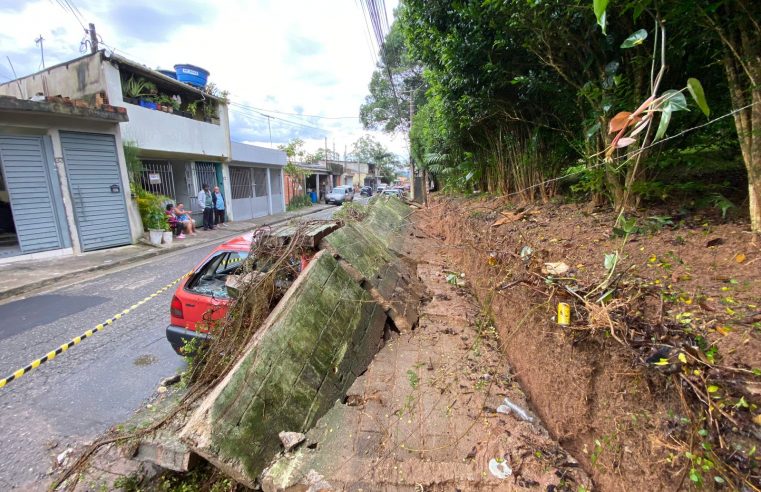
158,69 -> 176,79
174,64 -> 209,88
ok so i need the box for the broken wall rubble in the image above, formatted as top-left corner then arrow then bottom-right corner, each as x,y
179,197 -> 421,487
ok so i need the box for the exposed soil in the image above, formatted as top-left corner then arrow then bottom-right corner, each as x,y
417,194 -> 761,491
262,229 -> 591,490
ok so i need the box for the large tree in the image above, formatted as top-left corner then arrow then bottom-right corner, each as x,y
350,135 -> 399,183
701,0 -> 761,231
359,21 -> 427,135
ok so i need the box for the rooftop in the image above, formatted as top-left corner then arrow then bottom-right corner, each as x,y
0,95 -> 128,123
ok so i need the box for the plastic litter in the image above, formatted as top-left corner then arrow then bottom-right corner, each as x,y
488,458 -> 512,478
495,397 -> 534,423
520,246 -> 533,260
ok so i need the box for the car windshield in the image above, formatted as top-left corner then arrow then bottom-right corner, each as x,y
186,250 -> 249,298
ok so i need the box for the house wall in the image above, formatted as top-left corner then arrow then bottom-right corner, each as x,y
0,111 -> 142,253
0,53 -> 105,100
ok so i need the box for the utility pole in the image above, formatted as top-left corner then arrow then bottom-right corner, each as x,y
266,116 -> 273,147
35,35 -> 45,69
88,23 -> 98,54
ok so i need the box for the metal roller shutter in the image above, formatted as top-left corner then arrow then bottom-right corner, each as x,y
0,136 -> 66,253
60,131 -> 132,251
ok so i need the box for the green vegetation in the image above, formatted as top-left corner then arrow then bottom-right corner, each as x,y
134,187 -> 170,231
123,140 -> 142,182
364,1 -> 760,230
286,193 -> 312,212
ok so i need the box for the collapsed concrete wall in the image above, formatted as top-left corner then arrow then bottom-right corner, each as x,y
179,197 -> 421,487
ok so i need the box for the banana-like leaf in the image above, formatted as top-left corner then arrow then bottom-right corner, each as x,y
662,90 -> 688,112
621,29 -> 648,49
593,0 -> 608,34
654,107 -> 672,141
687,78 -> 710,117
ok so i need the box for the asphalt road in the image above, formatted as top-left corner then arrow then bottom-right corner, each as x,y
0,202 -> 352,489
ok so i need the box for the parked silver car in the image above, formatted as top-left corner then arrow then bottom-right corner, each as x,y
325,185 -> 355,205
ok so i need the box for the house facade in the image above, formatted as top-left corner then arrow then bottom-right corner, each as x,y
227,142 -> 286,220
0,51 -> 233,225
0,95 -> 133,262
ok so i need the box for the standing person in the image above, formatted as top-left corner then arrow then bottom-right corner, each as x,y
197,184 -> 214,230
212,186 -> 226,227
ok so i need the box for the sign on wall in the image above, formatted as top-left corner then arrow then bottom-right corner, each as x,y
148,173 -> 161,184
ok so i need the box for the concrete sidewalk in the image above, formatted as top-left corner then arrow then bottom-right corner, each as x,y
0,204 -> 333,301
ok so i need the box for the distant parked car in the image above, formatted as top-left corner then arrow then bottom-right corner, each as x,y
382,188 -> 403,198
376,184 -> 387,193
325,185 -> 355,205
360,186 -> 373,197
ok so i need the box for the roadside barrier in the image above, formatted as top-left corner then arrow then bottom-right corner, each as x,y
0,272 -> 192,389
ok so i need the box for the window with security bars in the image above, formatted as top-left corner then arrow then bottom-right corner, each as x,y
138,160 -> 175,198
230,167 -> 253,199
253,168 -> 268,197
194,161 -> 218,193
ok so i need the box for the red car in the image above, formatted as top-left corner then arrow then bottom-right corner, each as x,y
166,233 -> 254,354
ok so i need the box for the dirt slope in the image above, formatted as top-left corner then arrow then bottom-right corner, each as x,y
418,194 -> 761,491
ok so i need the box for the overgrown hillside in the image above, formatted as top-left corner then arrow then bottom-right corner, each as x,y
362,0 -> 760,231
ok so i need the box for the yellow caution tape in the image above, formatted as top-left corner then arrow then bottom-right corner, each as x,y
0,271 -> 192,389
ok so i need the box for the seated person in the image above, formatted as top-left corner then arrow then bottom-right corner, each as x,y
165,204 -> 184,238
174,203 -> 197,236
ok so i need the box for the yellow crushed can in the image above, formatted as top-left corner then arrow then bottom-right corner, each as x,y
557,302 -> 571,326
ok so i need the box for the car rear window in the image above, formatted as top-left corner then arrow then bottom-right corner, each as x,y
186,251 -> 249,298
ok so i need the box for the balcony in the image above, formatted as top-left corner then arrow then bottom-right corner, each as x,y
102,57 -> 230,159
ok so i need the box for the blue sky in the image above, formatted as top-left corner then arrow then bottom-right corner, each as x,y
0,0 -> 406,157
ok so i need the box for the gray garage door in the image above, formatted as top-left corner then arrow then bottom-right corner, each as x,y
0,135 -> 68,253
60,132 -> 132,251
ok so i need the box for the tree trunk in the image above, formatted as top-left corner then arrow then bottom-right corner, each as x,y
749,86 -> 761,232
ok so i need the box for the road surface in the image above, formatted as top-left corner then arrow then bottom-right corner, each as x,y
0,202 -> 350,489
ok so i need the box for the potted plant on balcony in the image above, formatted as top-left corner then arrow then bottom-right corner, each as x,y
157,95 -> 174,113
186,100 -> 200,120
203,102 -> 220,124
123,77 -> 154,105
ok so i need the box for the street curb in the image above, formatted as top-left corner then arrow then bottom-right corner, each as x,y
0,205 -> 334,302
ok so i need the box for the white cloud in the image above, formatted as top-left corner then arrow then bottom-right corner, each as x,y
0,0 -> 407,157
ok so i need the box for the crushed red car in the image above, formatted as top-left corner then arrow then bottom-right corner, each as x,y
166,233 -> 254,354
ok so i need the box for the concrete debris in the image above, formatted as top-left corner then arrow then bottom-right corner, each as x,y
303,469 -> 333,492
278,432 -> 306,452
488,458 -> 512,478
56,448 -> 73,467
496,397 -> 534,423
542,261 -> 570,275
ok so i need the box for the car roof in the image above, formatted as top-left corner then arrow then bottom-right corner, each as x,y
215,233 -> 253,251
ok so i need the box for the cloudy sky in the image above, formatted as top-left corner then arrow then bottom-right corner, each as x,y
0,0 -> 407,157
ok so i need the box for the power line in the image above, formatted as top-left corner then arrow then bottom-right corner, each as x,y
228,105 -> 332,135
229,101 -> 357,120
50,0 -> 86,32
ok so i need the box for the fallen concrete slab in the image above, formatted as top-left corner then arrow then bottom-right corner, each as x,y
178,198 -> 423,488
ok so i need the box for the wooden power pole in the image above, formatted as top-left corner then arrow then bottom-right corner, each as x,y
89,23 -> 98,54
